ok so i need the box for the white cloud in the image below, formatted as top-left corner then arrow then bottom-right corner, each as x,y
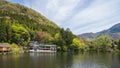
45,0 -> 81,24
65,0 -> 120,34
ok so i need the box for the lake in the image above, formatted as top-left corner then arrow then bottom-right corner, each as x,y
0,52 -> 120,68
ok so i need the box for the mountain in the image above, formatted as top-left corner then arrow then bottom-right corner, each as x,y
0,0 -> 58,28
0,0 -> 62,45
0,0 -> 76,51
0,0 -> 60,35
78,23 -> 120,40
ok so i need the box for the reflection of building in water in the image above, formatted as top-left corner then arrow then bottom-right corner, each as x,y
30,52 -> 56,57
29,42 -> 57,52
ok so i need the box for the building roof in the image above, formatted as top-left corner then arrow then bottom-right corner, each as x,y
0,43 -> 11,48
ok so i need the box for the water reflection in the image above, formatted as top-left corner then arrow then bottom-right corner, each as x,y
71,52 -> 110,68
56,52 -> 74,68
118,54 -> 120,64
0,52 -> 120,68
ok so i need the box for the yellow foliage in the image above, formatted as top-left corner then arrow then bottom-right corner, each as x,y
11,43 -> 19,53
71,38 -> 88,51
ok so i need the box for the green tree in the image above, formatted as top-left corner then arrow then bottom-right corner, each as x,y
54,33 -> 66,51
70,38 -> 88,51
11,24 -> 30,46
58,28 -> 75,51
92,35 -> 112,51
0,19 -> 12,42
115,39 -> 120,50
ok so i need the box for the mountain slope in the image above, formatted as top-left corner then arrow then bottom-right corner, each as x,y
0,0 -> 60,35
0,0 -> 76,51
0,0 -> 61,45
0,0 -> 58,28
78,23 -> 120,40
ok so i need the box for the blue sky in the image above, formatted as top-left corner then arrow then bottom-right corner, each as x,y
8,0 -> 120,34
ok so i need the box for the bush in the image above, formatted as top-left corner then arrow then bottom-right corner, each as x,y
10,43 -> 19,53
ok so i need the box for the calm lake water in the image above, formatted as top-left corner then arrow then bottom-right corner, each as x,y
0,52 -> 120,68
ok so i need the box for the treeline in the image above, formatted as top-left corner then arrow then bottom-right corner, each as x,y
83,35 -> 120,52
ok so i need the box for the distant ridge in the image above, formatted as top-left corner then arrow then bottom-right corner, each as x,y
78,23 -> 120,40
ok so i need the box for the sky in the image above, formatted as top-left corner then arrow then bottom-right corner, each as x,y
8,0 -> 120,35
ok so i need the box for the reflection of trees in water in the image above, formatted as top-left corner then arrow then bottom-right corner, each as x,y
110,53 -> 120,68
68,52 -> 113,68
118,54 -> 120,64
1,53 -> 120,68
29,52 -> 74,68
29,53 -> 57,68
56,52 -> 111,68
56,52 -> 74,68
53,52 -> 120,68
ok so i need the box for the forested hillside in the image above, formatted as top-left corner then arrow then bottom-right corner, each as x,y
0,0 -> 77,52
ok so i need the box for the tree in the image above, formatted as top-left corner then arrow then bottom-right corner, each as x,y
11,24 -> 30,46
59,28 -> 75,50
91,35 -> 112,51
70,38 -> 88,51
64,28 -> 75,48
54,33 -> 66,51
115,39 -> 120,50
36,31 -> 53,44
0,19 -> 12,42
